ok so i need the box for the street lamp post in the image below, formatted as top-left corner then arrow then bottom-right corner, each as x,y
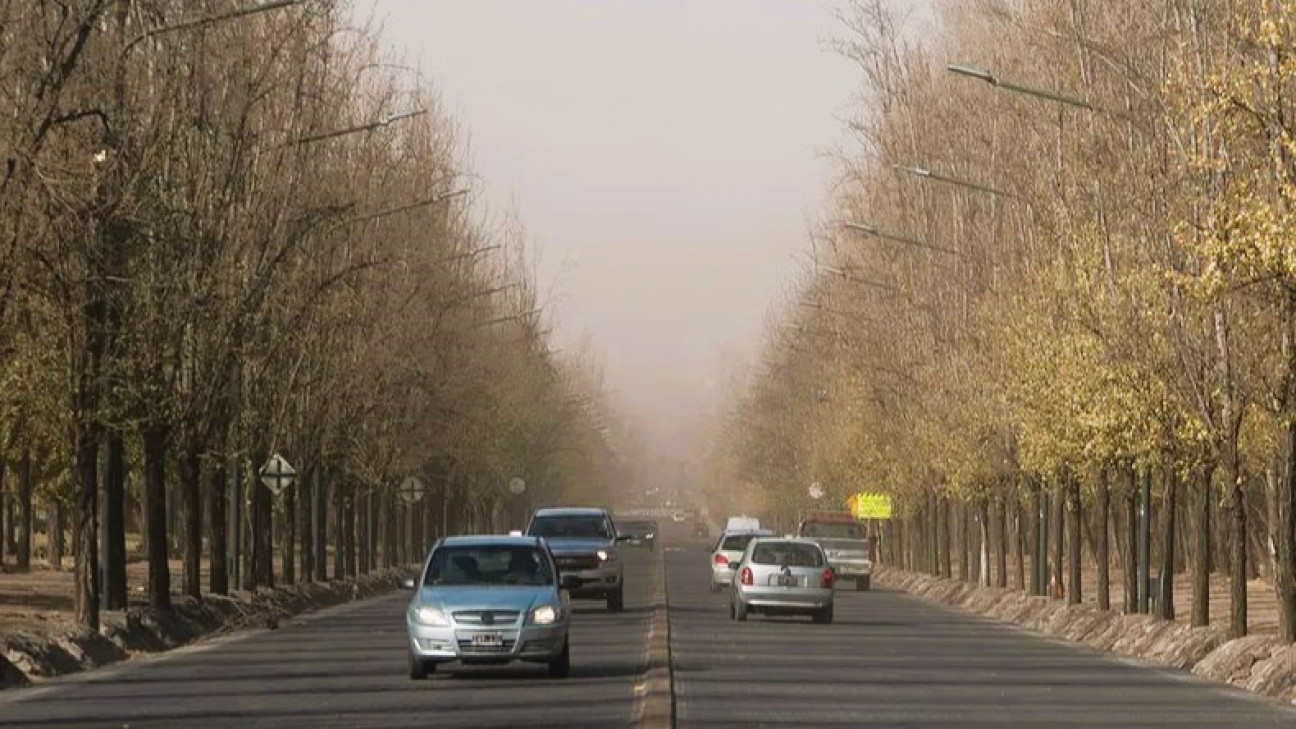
947,64 -> 1095,110
841,221 -> 963,257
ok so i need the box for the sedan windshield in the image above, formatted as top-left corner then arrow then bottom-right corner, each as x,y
529,515 -> 611,539
424,545 -> 554,587
751,542 -> 824,567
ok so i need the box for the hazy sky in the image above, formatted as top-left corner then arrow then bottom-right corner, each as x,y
352,1 -> 899,453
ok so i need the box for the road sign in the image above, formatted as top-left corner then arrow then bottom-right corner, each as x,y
848,492 -> 893,519
508,477 -> 526,496
399,476 -> 426,504
259,454 -> 297,497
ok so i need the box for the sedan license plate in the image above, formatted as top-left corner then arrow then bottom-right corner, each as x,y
471,633 -> 504,647
775,574 -> 799,587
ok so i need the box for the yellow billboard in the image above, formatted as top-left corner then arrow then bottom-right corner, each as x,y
848,492 -> 893,519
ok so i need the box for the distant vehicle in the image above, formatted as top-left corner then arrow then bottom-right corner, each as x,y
526,507 -> 630,611
617,519 -> 658,551
726,537 -> 835,623
796,510 -> 873,591
671,510 -> 687,523
724,515 -> 761,532
710,528 -> 775,592
404,535 -> 575,679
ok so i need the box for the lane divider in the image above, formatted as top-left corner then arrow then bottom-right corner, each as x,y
633,548 -> 674,728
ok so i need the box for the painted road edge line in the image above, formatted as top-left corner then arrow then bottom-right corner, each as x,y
633,549 -> 674,729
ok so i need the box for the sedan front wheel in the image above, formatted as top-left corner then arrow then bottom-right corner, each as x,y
408,652 -> 434,680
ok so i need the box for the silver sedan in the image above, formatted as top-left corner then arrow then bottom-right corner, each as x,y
404,535 -> 577,679
727,537 -> 835,624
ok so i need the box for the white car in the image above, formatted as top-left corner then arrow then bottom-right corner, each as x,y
710,529 -> 775,592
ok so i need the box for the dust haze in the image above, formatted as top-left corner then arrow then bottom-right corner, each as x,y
353,0 -> 931,478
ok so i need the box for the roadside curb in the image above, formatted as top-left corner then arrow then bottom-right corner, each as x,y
634,550 -> 674,728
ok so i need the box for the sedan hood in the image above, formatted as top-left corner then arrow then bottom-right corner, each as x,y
418,586 -> 554,612
543,537 -> 613,555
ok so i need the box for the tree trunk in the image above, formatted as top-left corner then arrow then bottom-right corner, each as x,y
939,496 -> 951,578
17,448 -> 32,571
1067,476 -> 1082,606
299,468 -> 313,584
240,460 -> 255,591
1013,489 -> 1026,590
357,490 -> 370,574
251,463 -> 274,590
73,423 -> 100,629
1158,465 -> 1178,621
313,469 -> 328,582
332,481 -> 344,579
1278,420 -> 1296,642
48,500 -> 65,569
1051,486 -> 1064,600
103,432 -> 127,609
0,460 -> 6,566
1123,466 -> 1139,613
1192,464 -> 1214,627
996,493 -> 1008,588
344,491 -> 357,578
1029,481 -> 1042,595
209,456 -> 228,595
283,483 -> 296,585
180,446 -> 202,601
957,501 -> 969,582
142,427 -> 171,611
1097,467 -> 1110,611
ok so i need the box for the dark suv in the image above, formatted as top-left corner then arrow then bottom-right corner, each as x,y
526,507 -> 629,611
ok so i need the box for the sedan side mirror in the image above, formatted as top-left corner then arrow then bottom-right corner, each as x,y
560,574 -> 580,590
400,577 -> 417,590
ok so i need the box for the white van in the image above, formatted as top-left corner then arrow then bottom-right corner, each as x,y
724,515 -> 761,532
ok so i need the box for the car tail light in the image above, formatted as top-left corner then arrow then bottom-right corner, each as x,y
740,567 -> 753,586
713,554 -> 728,566
821,569 -> 835,588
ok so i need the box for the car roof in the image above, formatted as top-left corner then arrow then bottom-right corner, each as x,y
533,507 -> 609,518
721,528 -> 775,536
749,536 -> 822,546
438,535 -> 544,548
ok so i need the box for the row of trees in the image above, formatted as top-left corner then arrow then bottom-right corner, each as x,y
0,0 -> 619,631
706,0 -> 1295,642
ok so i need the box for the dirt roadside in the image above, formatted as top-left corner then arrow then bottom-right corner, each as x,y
0,566 -> 415,689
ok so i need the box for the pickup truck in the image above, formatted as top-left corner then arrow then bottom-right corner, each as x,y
796,511 -> 873,591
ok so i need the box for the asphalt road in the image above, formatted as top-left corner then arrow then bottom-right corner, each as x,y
665,542 -> 1296,728
0,547 -> 659,729
3,534 -> 1295,728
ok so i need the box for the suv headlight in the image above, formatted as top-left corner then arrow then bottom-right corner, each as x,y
597,549 -> 617,563
412,605 -> 450,626
530,605 -> 560,625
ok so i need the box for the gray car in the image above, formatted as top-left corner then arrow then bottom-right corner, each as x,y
526,507 -> 629,611
404,535 -> 576,679
727,537 -> 835,623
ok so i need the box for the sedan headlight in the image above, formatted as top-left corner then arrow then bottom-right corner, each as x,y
597,549 -> 617,562
530,604 -> 560,625
411,605 -> 450,626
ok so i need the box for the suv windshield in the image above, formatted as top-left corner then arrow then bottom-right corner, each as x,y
424,545 -> 554,587
751,541 -> 824,567
529,515 -> 612,539
801,521 -> 864,539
